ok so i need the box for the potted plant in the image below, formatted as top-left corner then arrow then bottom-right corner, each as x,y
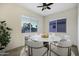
0,21 -> 12,50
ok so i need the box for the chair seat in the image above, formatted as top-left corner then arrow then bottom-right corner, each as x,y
27,41 -> 44,48
32,47 -> 47,56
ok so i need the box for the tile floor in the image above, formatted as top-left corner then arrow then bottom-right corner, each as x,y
4,45 -> 78,56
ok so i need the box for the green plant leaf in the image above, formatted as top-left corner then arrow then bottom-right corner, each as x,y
0,21 -> 12,47
1,21 -> 6,24
6,27 -> 12,30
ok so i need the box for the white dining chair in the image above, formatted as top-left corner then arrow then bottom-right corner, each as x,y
25,36 -> 48,56
50,39 -> 72,56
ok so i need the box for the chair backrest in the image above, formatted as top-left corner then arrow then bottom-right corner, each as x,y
26,40 -> 44,48
25,36 -> 30,46
64,35 -> 70,40
59,39 -> 72,47
53,36 -> 61,42
49,33 -> 55,37
25,34 -> 44,47
60,34 -> 72,47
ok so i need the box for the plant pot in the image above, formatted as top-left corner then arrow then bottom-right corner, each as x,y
0,47 -> 5,50
0,44 -> 5,50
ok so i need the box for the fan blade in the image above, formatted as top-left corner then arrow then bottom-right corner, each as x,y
47,7 -> 51,9
43,3 -> 47,6
47,3 -> 53,6
37,6 -> 43,7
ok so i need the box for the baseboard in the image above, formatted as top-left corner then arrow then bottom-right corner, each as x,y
6,46 -> 24,52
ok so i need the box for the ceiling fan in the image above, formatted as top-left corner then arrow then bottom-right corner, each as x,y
37,3 -> 54,11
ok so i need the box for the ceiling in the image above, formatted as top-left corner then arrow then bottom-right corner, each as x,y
18,3 -> 77,16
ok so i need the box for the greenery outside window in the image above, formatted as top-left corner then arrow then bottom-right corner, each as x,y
21,16 -> 38,33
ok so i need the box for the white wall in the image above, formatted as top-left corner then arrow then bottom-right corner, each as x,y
78,4 -> 79,53
44,7 -> 78,45
0,4 -> 44,50
0,4 -> 78,51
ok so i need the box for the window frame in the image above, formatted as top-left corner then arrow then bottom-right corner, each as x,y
21,16 -> 38,33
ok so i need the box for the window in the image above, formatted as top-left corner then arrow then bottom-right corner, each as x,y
49,18 -> 66,32
57,19 -> 66,32
49,20 -> 57,32
21,16 -> 38,33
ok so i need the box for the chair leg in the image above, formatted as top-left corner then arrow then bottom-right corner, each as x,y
30,47 -> 33,56
47,49 -> 49,56
49,44 -> 51,56
42,49 -> 49,56
28,47 -> 30,56
51,50 -> 60,56
68,47 -> 71,56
